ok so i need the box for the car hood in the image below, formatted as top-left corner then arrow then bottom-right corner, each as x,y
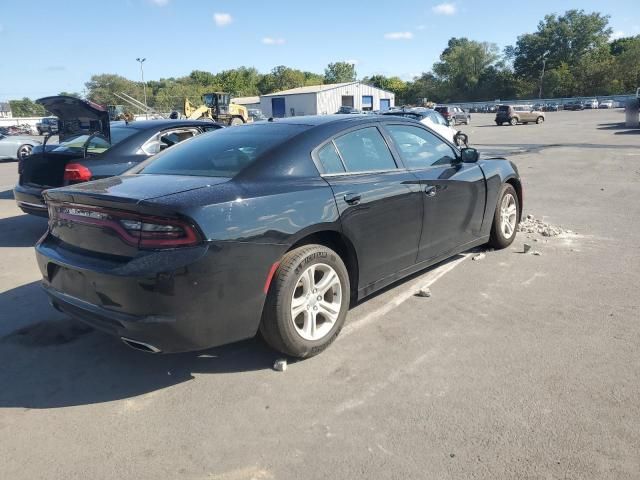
36,96 -> 110,143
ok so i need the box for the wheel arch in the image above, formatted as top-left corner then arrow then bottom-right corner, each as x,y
287,229 -> 360,303
505,176 -> 523,223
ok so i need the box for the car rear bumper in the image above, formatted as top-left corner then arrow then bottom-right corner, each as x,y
14,184 -> 47,217
35,234 -> 284,353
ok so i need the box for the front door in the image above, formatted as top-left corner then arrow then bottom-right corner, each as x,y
341,96 -> 354,107
316,126 -> 422,291
382,123 -> 486,263
271,97 -> 285,118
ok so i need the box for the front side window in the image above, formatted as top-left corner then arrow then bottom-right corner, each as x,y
333,127 -> 396,173
386,124 -> 458,169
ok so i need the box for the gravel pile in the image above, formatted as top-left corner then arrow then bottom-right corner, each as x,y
517,214 -> 570,237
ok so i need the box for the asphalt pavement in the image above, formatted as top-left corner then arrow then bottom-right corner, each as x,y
0,109 -> 638,479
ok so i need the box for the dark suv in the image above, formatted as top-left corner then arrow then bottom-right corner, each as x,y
434,105 -> 470,126
36,117 -> 59,135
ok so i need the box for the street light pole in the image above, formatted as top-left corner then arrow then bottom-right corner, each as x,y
136,57 -> 147,118
538,51 -> 550,100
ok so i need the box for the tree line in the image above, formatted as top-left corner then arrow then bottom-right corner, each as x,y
9,9 -> 640,117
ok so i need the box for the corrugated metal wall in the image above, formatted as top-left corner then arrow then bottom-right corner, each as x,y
317,84 -> 395,115
259,94 -> 318,117
258,83 -> 396,117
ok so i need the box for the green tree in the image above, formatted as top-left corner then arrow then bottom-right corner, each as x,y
324,62 -> 357,84
85,74 -> 144,106
433,38 -> 499,100
363,75 -> 408,103
58,91 -> 81,98
8,98 -> 46,117
257,66 -> 306,94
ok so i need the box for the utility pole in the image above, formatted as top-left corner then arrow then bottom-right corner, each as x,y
136,57 -> 147,118
538,51 -> 550,99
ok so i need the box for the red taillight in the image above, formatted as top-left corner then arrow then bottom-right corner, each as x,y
64,163 -> 92,182
51,203 -> 201,249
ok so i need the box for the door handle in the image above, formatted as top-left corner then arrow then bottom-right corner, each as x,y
424,186 -> 437,197
344,193 -> 361,205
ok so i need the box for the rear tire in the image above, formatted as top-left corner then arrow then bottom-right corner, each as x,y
260,244 -> 350,358
229,117 -> 244,126
536,116 -> 544,124
449,117 -> 456,127
509,117 -> 518,126
489,184 -> 519,249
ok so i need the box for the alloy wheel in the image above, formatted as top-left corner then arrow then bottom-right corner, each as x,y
18,145 -> 32,160
290,263 -> 342,341
500,193 -> 517,239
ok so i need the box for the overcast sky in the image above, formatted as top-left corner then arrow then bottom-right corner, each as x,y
0,0 -> 638,100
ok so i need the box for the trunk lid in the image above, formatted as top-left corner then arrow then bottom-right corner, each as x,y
44,175 -> 227,257
36,96 -> 110,142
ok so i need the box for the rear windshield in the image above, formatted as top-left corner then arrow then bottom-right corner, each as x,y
140,123 -> 308,178
51,127 -> 137,154
434,107 -> 448,113
498,105 -> 510,111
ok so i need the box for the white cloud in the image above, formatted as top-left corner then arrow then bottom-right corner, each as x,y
610,30 -> 626,40
432,3 -> 456,15
384,32 -> 414,40
149,0 -> 169,6
262,37 -> 286,45
213,13 -> 233,27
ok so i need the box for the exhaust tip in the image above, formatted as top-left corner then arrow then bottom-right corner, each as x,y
121,337 -> 161,353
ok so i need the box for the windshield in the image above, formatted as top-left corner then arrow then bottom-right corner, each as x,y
140,123 -> 309,178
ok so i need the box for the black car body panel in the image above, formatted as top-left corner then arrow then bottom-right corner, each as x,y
36,115 -> 521,353
14,119 -> 222,216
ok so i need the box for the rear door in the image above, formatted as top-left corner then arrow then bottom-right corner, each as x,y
382,123 -> 486,263
316,125 -> 423,289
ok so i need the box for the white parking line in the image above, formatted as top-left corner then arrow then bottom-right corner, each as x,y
341,253 -> 469,337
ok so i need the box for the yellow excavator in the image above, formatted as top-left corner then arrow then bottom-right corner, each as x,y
184,92 -> 249,125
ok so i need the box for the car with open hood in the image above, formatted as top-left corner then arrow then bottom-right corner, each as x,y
14,96 -> 223,216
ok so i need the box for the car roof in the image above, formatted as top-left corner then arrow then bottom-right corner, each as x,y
264,114 -> 418,127
110,119 -> 222,131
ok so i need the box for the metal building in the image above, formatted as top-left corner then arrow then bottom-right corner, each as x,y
232,96 -> 261,110
259,82 -> 395,118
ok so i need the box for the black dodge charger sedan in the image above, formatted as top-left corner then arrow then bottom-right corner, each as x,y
36,115 -> 522,358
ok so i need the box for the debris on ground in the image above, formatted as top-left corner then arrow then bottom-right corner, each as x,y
532,251 -> 542,256
518,214 -> 567,237
416,287 -> 432,298
273,359 -> 288,372
523,243 -> 532,253
472,253 -> 486,261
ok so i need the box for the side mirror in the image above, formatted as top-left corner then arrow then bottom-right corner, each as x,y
460,147 -> 479,163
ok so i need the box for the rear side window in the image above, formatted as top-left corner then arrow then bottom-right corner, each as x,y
140,123 -> 308,177
317,142 -> 345,174
498,105 -> 510,112
333,127 -> 396,173
386,125 -> 458,169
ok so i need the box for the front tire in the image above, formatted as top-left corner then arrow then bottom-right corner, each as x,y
17,144 -> 33,160
260,244 -> 350,358
449,117 -> 456,127
488,184 -> 519,249
229,117 -> 244,126
536,116 -> 544,124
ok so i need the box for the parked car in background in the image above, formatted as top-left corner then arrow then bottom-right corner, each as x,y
598,100 -> 614,109
545,103 -> 560,112
382,108 -> 466,145
0,133 -> 41,161
564,101 -> 585,111
336,106 -> 361,114
36,114 -> 522,357
36,117 -> 59,135
248,109 -> 267,121
434,105 -> 470,126
584,99 -> 599,109
14,96 -> 223,216
495,105 -> 545,126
